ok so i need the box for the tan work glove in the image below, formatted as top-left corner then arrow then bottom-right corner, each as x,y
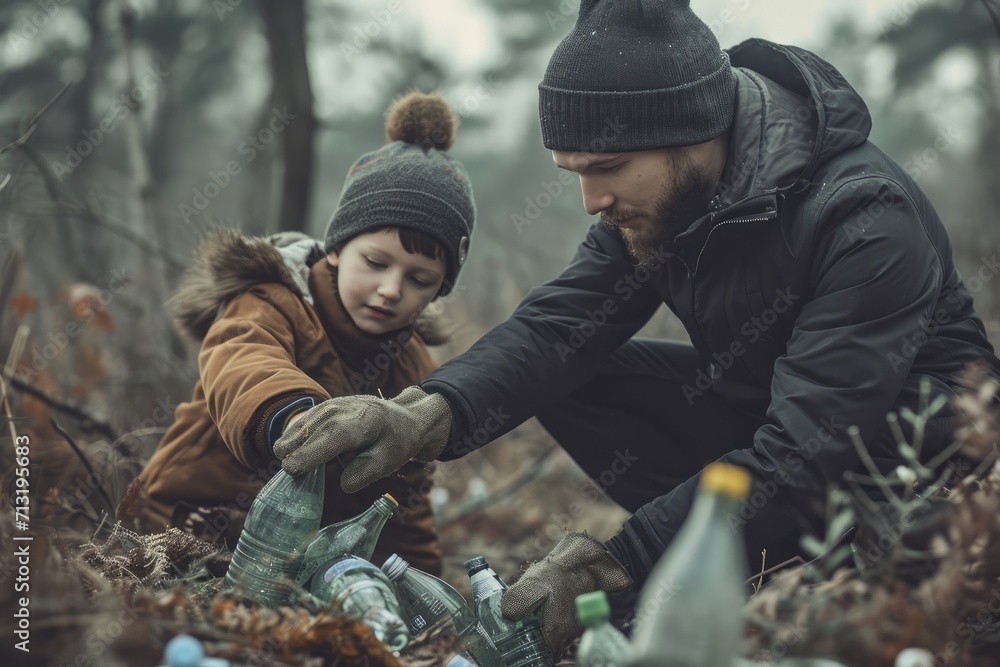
273,386 -> 452,492
501,532 -> 633,659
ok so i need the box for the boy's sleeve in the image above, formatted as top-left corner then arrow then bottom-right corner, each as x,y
198,287 -> 329,469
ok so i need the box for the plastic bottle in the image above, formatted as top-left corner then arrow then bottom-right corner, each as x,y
466,556 -> 554,667
295,493 -> 398,587
224,468 -> 324,606
446,652 -> 479,667
627,462 -> 752,667
575,591 -> 632,667
162,635 -> 230,666
382,553 -> 505,667
311,555 -> 410,652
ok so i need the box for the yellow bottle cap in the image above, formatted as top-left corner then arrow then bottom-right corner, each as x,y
700,463 -> 751,499
382,493 -> 399,507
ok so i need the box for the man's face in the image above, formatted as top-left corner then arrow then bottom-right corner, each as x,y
553,144 -> 722,264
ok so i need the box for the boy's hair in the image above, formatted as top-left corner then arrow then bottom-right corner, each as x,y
328,226 -> 445,263
382,226 -> 445,262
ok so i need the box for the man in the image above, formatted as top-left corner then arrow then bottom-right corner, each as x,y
275,0 -> 1000,657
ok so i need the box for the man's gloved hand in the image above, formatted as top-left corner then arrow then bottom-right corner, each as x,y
501,532 -> 632,659
273,386 -> 452,492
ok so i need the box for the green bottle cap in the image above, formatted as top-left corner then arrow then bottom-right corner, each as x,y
575,590 -> 610,623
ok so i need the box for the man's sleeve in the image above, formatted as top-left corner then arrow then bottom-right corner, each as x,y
199,288 -> 329,469
607,179 -> 944,584
422,221 -> 663,458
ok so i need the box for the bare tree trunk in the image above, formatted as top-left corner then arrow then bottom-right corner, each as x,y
75,0 -> 104,133
258,0 -> 317,234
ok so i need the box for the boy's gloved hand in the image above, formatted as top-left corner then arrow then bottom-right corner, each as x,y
273,386 -> 452,492
500,532 -> 633,659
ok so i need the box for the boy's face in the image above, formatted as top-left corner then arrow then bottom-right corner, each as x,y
327,229 -> 447,335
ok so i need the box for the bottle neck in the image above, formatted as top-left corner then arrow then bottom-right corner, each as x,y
581,616 -> 609,630
693,487 -> 744,530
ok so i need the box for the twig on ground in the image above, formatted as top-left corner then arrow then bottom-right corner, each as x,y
8,374 -> 118,441
51,417 -> 116,515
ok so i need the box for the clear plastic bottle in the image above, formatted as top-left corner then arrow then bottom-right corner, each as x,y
465,556 -> 554,667
224,468 -> 324,606
575,591 -> 632,667
382,553 -> 505,667
295,493 -> 398,587
446,652 -> 479,667
311,555 -> 410,652
627,462 -> 751,667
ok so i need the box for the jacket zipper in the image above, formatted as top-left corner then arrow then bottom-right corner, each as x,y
678,211 -> 778,352
691,212 -> 777,277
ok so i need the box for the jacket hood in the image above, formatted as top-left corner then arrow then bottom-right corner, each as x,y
170,231 -> 311,342
721,39 -> 873,205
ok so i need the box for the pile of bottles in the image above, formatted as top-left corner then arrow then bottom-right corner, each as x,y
221,463 -> 867,666
222,468 -> 548,665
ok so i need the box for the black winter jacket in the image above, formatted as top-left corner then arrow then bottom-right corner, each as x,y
422,39 -> 1000,586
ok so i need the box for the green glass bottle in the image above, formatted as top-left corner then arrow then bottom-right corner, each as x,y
224,468 -> 324,607
627,462 -> 752,667
382,553 -> 505,667
295,493 -> 398,587
575,591 -> 632,667
466,556 -> 554,667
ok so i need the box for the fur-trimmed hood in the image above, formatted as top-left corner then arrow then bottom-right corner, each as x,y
170,231 -> 310,342
170,230 -> 450,345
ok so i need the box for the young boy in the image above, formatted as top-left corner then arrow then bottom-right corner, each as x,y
117,92 -> 475,575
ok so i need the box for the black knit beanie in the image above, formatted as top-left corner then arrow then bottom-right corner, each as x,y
324,92 -> 474,296
539,0 -> 736,152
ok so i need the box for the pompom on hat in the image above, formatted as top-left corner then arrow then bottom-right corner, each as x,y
324,91 -> 475,295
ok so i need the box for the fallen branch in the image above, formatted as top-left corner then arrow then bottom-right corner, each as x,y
0,82 -> 72,157
8,374 -> 117,442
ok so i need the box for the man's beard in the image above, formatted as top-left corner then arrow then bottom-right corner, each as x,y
601,154 -> 716,266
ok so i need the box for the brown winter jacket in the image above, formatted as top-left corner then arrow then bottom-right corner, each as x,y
117,231 -> 442,574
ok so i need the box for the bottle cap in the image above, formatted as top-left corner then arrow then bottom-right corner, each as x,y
700,462 -> 751,499
382,493 -> 399,507
381,553 -> 409,580
575,591 -> 610,623
464,556 -> 489,576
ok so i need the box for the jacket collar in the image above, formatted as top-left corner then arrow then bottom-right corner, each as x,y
671,67 -> 819,258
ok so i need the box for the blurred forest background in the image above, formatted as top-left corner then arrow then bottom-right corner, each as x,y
0,0 -> 998,585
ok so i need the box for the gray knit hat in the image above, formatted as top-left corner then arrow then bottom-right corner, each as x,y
539,0 -> 736,152
325,92 -> 474,295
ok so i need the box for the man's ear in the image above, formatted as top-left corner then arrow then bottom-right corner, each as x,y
326,251 -> 339,267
